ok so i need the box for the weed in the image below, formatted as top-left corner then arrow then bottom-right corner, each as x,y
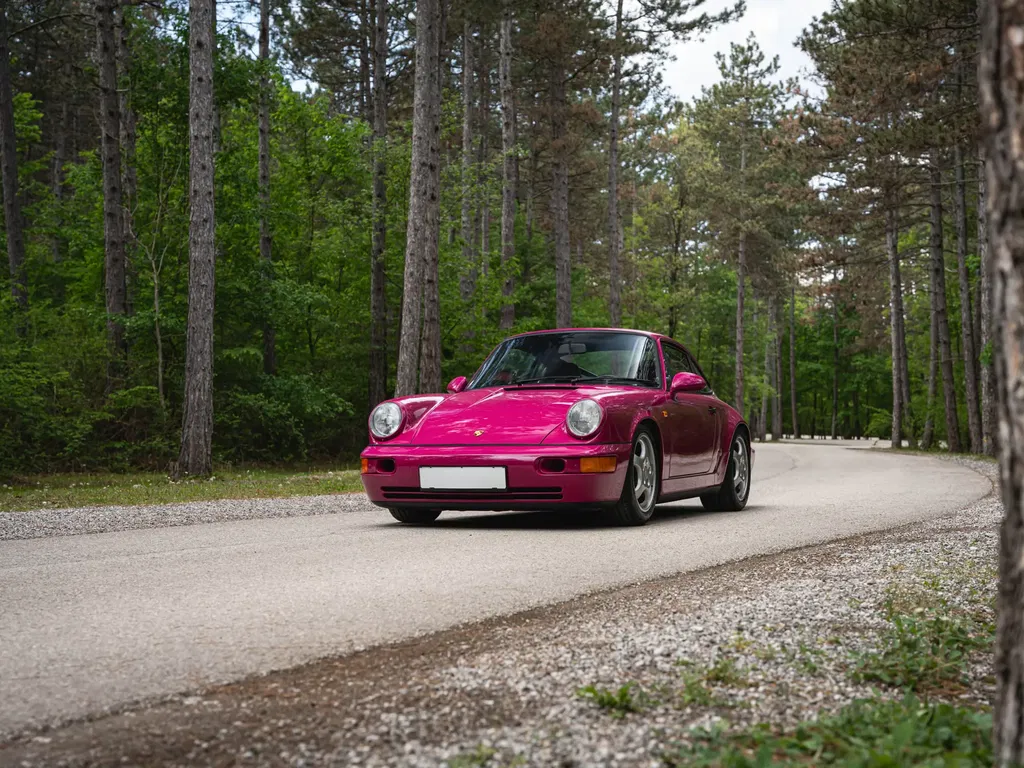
448,745 -> 498,767
577,683 -> 646,717
706,657 -> 748,687
678,671 -> 715,707
851,601 -> 993,694
664,693 -> 992,767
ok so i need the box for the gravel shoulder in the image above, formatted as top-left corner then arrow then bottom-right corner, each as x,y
0,455 -> 998,767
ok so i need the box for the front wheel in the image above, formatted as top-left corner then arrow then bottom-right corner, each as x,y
388,507 -> 442,524
700,432 -> 750,512
609,427 -> 660,526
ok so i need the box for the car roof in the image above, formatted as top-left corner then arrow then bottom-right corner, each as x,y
508,327 -> 670,342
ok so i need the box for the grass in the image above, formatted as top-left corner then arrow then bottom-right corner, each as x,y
577,683 -> 648,717
664,694 -> 992,767
850,598 -> 993,696
0,467 -> 364,512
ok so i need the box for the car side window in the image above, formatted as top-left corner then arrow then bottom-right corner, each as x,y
662,344 -> 692,384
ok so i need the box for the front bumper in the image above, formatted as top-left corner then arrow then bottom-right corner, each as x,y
360,443 -> 632,510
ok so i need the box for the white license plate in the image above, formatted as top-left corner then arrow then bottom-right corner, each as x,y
419,466 -> 507,490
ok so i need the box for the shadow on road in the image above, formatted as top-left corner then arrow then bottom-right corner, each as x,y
369,503 -> 761,531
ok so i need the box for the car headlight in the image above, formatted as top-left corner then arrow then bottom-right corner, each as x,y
369,402 -> 403,439
566,399 -> 603,438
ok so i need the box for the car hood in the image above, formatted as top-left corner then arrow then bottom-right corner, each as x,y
406,386 -> 590,445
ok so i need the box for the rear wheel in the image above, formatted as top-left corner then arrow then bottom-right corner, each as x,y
609,427 -> 659,526
388,507 -> 442,524
700,432 -> 750,512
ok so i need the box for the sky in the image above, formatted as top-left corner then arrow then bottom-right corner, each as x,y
661,0 -> 833,103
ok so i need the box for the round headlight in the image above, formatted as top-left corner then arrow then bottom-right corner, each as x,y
566,398 -> 603,438
370,402 -> 403,439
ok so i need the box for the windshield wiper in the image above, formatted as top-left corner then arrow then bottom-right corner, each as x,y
569,375 -> 651,386
509,375 -> 578,385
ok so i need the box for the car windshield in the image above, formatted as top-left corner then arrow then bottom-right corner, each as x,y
468,332 -> 660,389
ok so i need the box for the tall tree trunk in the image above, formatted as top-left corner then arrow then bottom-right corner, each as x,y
118,6 -> 137,254
929,153 -> 962,451
898,277 -> 916,448
921,265 -> 939,450
979,4 -> 1024,761
760,329 -> 769,442
955,143 -> 983,452
980,147 -> 996,456
97,0 -> 127,389
368,0 -> 389,408
790,284 -> 799,438
886,205 -> 903,447
831,273 -> 839,440
418,0 -> 446,394
498,2 -> 516,330
551,61 -> 571,328
459,20 -> 476,303
735,145 -> 747,415
358,0 -> 371,122
478,59 -> 490,272
258,0 -> 276,376
395,0 -> 442,396
176,0 -> 217,478
606,0 -> 624,326
773,298 -> 783,440
0,3 -> 27,325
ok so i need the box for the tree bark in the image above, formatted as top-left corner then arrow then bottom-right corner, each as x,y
0,3 -> 27,325
979,3 -> 1024,761
886,205 -> 903,447
980,147 -> 996,456
929,153 -> 962,452
955,143 -> 983,452
459,19 -> 476,304
607,0 -> 624,326
258,0 -> 276,376
735,145 -> 747,415
395,0 -> 442,396
773,297 -> 783,440
551,62 -> 571,328
359,0 -> 371,122
369,0 -> 389,408
831,273 -> 839,440
97,0 -> 127,388
921,262 -> 939,450
498,2 -> 516,330
117,6 -> 137,257
789,284 -> 799,438
176,0 -> 217,478
418,0 -> 445,394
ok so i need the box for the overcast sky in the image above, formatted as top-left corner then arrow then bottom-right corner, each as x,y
661,0 -> 833,103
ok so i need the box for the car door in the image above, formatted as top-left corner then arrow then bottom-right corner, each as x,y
662,343 -> 718,477
683,349 -> 722,473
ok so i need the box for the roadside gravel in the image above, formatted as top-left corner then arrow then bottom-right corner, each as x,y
0,454 -> 998,767
0,492 -> 369,541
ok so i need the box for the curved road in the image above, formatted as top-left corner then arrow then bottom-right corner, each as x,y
0,442 -> 991,736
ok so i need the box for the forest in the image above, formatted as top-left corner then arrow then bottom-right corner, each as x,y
0,0 -> 991,476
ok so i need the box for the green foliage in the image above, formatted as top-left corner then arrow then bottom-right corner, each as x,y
577,683 -> 647,717
665,694 -> 992,767
851,599 -> 993,695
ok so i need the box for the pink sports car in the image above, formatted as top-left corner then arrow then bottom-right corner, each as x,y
360,328 -> 752,526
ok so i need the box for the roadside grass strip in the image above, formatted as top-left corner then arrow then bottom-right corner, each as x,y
0,467 -> 363,512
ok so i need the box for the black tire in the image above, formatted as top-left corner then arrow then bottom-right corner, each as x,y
700,431 -> 750,512
388,507 -> 442,524
609,426 -> 660,526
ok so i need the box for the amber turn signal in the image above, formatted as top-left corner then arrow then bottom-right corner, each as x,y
360,458 -> 370,474
580,456 -> 617,473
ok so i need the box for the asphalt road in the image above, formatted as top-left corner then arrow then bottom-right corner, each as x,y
0,442 -> 991,737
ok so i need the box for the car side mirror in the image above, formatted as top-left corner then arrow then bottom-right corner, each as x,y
446,376 -> 468,394
670,371 -> 706,396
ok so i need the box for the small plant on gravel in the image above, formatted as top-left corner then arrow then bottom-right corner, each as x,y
447,745 -> 498,767
663,693 -> 992,767
678,670 -> 716,708
706,657 -> 748,687
851,600 -> 993,695
577,683 -> 647,717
